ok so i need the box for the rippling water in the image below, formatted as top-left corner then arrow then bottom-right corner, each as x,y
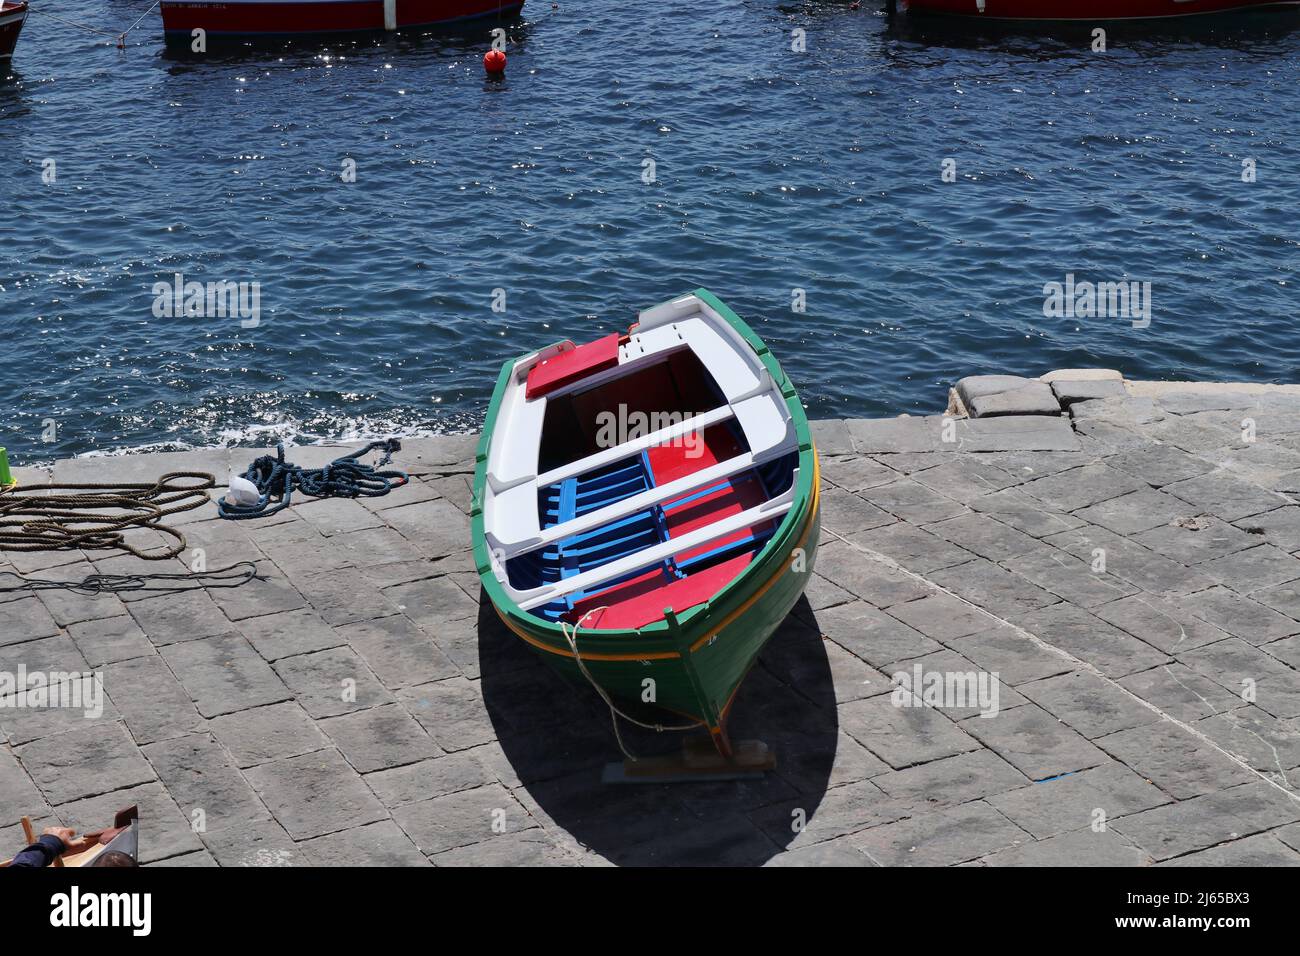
2,1 -> 1299,462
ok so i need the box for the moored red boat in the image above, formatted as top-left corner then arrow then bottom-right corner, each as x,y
159,0 -> 523,44
903,0 -> 1300,19
0,0 -> 27,61
473,290 -> 820,761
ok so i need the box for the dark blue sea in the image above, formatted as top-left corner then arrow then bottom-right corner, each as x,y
3,1 -> 1300,463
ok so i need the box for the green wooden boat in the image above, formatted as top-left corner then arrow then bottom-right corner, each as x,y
472,290 -> 820,759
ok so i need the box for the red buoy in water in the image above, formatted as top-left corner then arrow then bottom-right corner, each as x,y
484,49 -> 506,75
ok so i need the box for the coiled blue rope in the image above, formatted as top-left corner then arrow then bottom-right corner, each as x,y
217,439 -> 408,520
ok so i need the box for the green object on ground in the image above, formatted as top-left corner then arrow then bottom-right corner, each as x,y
472,289 -> 821,758
0,447 -> 12,487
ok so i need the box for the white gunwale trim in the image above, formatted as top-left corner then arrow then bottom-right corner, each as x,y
501,448 -> 783,560
534,405 -> 734,488
515,488 -> 795,611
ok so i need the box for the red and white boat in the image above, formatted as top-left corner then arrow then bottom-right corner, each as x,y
903,0 -> 1300,18
160,0 -> 523,43
0,0 -> 27,61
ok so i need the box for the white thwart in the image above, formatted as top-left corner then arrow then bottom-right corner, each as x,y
481,292 -> 799,608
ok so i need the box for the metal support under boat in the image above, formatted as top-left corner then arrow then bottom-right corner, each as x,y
602,738 -> 777,784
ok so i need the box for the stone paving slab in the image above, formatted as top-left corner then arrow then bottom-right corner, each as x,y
1016,604 -> 1171,678
1045,525 -> 1217,597
103,654 -> 206,744
209,701 -> 330,769
853,800 -> 1031,866
0,746 -> 47,827
1096,723 -> 1259,799
1117,664 -> 1245,724
160,633 -> 292,718
977,827 -> 1153,866
1193,706 -> 1300,777
243,748 -> 388,841
910,458 -> 1019,503
986,761 -> 1170,840
1179,639 -> 1300,718
925,513 -> 1040,562
3,378 -> 1300,866
956,416 -> 1080,452
18,722 -> 157,806
929,559 -> 1062,622
142,733 -> 271,830
870,749 -> 1029,810
961,703 -> 1110,781
843,522 -> 977,575
1111,779 -> 1300,861
392,783 -> 537,857
1133,518 -> 1260,566
1158,832 -> 1300,866
965,491 -> 1086,540
838,694 -> 981,769
818,601 -> 943,669
1018,670 -> 1163,739
67,615 -> 154,668
1051,378 -> 1127,406
300,820 -> 430,867
949,625 -> 1075,686
318,703 -> 440,773
1002,547 -> 1137,609
0,685 -> 125,747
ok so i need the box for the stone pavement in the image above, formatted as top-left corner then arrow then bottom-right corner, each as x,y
3,378 -> 1300,866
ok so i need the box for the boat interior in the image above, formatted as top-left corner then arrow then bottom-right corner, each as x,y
482,294 -> 804,632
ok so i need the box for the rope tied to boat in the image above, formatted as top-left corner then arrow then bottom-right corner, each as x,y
560,606 -> 703,762
29,0 -> 162,49
216,440 -> 408,520
0,473 -> 217,560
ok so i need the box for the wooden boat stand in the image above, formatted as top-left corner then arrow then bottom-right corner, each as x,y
602,736 -> 775,784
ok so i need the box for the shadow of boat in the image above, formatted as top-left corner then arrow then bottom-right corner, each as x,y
478,591 -> 839,866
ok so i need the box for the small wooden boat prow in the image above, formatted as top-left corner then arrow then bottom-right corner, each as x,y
1,806 -> 139,867
473,290 -> 820,764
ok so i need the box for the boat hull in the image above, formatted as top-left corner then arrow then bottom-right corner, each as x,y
491,466 -> 819,745
0,3 -> 27,61
474,290 -> 821,751
904,0 -> 1300,19
159,0 -> 523,41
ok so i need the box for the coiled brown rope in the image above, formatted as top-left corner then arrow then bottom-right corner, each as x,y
0,473 -> 216,560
